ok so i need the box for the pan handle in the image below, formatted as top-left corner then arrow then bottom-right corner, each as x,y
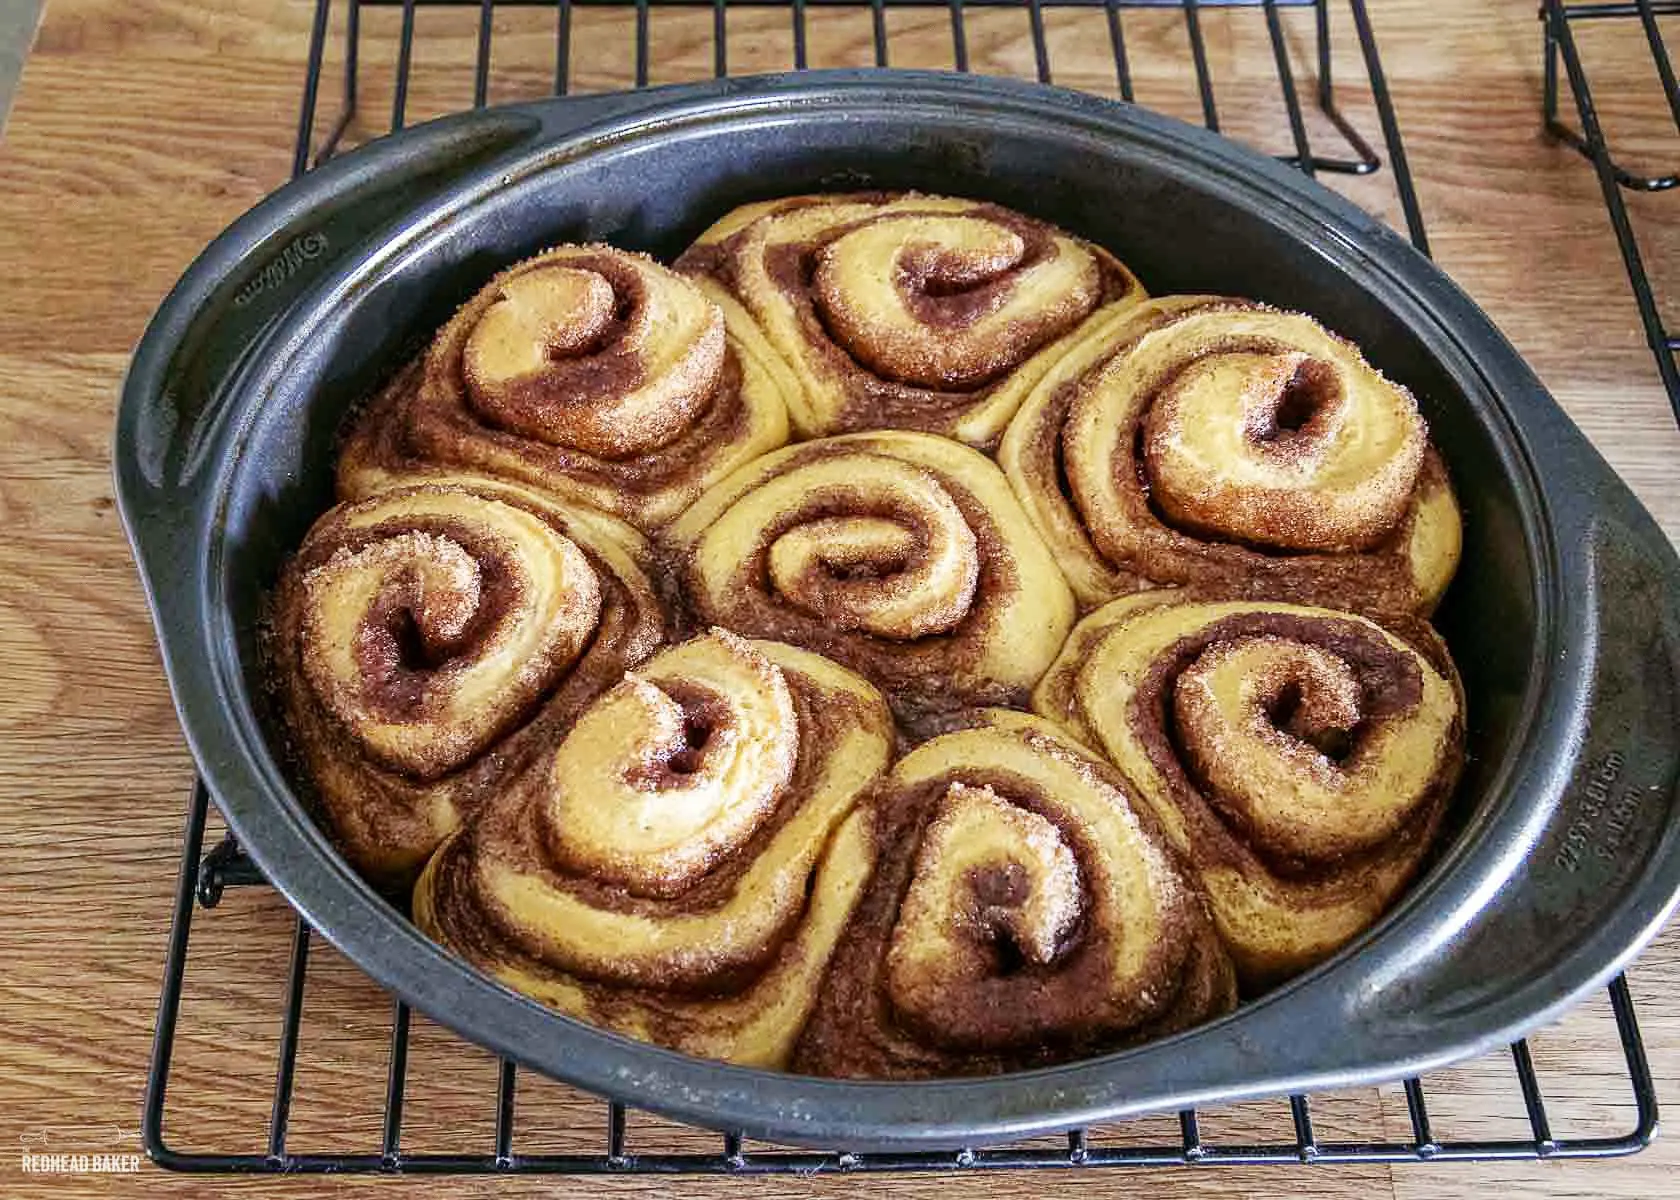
1356,437 -> 1680,1047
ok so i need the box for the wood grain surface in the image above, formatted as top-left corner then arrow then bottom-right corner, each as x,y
1,1 -> 1677,1197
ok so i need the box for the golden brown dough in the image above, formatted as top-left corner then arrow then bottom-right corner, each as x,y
795,710 -> 1236,1077
268,476 -> 665,888
414,631 -> 893,1068
676,193 -> 1146,446
664,430 -> 1076,725
270,200 -> 1473,1076
339,245 -> 794,530
1034,591 -> 1464,990
999,297 -> 1462,613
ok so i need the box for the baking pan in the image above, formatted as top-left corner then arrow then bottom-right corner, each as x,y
114,71 -> 1680,1150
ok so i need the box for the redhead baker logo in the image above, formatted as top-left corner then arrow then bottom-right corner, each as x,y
18,1126 -> 141,1174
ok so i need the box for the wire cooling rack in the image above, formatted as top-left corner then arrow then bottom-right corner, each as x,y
145,0 -> 1663,1175
1543,0 -> 1680,423
149,783 -> 1659,1173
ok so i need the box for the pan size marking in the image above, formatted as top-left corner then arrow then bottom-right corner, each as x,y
1553,750 -> 1647,874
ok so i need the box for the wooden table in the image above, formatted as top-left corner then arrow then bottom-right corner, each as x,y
2,0 -> 1677,1196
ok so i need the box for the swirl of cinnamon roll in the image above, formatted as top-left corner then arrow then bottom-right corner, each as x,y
999,297 -> 1462,613
413,630 -> 894,1068
269,476 -> 666,888
338,245 -> 794,530
794,711 -> 1236,1078
675,193 -> 1146,446
664,431 -> 1076,723
1033,591 -> 1464,990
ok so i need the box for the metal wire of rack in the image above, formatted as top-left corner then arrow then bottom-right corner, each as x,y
1542,0 -> 1680,422
145,0 -> 1663,1176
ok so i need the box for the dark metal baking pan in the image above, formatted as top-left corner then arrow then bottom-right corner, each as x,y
114,71 -> 1680,1150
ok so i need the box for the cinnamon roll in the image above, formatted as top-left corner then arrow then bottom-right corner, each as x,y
269,477 -> 665,887
413,630 -> 894,1068
675,193 -> 1145,446
1034,591 -> 1464,990
794,710 -> 1237,1078
999,297 -> 1462,613
338,246 -> 794,530
664,431 -> 1077,723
